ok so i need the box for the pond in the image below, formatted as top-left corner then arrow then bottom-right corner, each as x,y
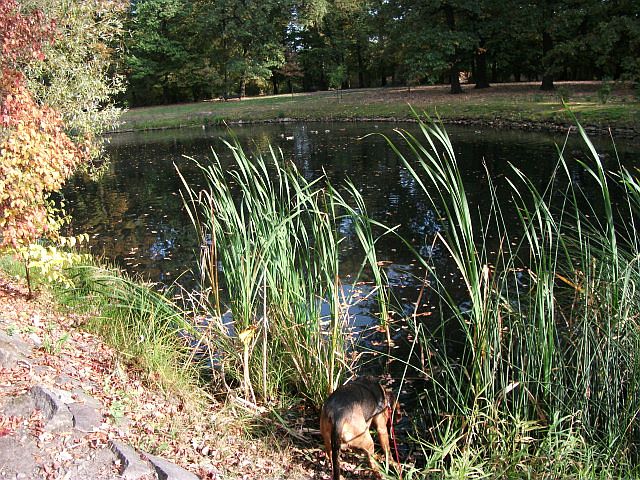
64,122 -> 636,315
62,122 -> 639,465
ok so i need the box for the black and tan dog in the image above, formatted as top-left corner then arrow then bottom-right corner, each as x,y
320,376 -> 398,480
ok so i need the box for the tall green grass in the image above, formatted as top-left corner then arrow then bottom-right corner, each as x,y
386,117 -> 640,476
64,263 -> 204,399
0,252 -> 204,400
177,140 -> 387,407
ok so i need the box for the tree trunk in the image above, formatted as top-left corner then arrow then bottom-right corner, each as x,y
540,29 -> 554,90
474,40 -> 490,89
24,259 -> 32,300
540,1 -> 554,91
444,4 -> 463,94
356,42 -> 365,88
162,75 -> 170,104
450,66 -> 463,94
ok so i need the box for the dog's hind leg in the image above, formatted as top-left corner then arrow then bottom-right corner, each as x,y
372,412 -> 391,463
371,411 -> 399,475
363,435 -> 377,470
320,413 -> 333,463
345,428 -> 376,469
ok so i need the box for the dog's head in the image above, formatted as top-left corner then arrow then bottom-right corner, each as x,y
383,389 -> 402,425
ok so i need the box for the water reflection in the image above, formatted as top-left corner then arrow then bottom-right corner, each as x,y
65,122 -> 636,306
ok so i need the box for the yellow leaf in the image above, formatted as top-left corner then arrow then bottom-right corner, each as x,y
239,326 -> 257,345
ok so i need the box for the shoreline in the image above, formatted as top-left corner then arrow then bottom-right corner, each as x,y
110,82 -> 640,138
109,115 -> 638,140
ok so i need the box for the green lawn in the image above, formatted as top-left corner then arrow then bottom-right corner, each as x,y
117,82 -> 640,134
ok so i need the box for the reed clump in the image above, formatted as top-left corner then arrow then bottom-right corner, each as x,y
386,116 -> 640,476
178,140 -> 387,408
63,263 -> 203,398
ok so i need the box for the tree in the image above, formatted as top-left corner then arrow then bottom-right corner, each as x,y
1,1 -> 84,261
122,0 -> 640,102
484,0 -> 539,82
126,0 -> 195,105
593,6 -> 640,84
328,64 -> 347,98
469,0 -> 498,89
21,0 -> 127,163
367,0 -> 401,87
390,0 -> 476,94
1,0 -> 123,295
321,2 -> 376,89
126,0 -> 292,103
275,51 -> 304,94
207,0 -> 289,98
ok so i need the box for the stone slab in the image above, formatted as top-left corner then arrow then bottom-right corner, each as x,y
69,402 -> 103,432
146,453 -> 199,480
30,385 -> 74,431
109,440 -> 154,480
1,392 -> 36,418
0,331 -> 31,368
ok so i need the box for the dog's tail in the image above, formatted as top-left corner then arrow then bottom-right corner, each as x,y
331,419 -> 341,480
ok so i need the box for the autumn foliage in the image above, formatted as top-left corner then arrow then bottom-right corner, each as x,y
0,0 -> 88,249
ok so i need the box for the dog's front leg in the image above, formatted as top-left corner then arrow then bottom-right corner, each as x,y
372,413 -> 392,466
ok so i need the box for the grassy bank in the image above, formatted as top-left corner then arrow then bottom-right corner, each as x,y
118,82 -> 640,135
0,260 -> 317,479
0,254 -> 203,397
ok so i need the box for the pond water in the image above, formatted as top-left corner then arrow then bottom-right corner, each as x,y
62,122 -> 638,459
64,122 -> 636,311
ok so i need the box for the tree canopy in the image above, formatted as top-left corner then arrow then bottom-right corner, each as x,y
124,0 -> 640,105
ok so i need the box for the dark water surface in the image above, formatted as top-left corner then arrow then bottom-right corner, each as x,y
64,122 -> 637,319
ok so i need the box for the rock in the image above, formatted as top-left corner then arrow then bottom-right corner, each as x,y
0,331 -> 31,368
28,332 -> 42,349
1,393 -> 36,418
146,453 -> 200,480
68,391 -> 103,432
109,440 -> 154,480
55,374 -> 77,385
65,446 -> 121,480
0,434 -> 39,479
4,385 -> 105,433
30,385 -> 74,431
69,402 -> 103,432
